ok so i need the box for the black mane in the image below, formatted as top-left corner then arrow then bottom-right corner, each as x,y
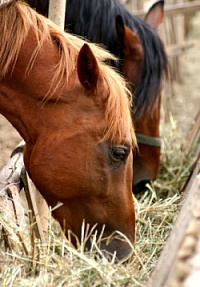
66,0 -> 168,118
27,0 -> 168,118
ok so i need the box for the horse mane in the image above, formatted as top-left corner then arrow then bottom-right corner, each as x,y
66,0 -> 168,118
0,1 -> 137,147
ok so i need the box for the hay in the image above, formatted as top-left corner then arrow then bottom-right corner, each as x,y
0,112 -> 199,286
0,195 -> 180,286
155,112 -> 199,198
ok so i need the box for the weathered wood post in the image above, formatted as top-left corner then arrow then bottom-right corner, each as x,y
0,0 -> 15,9
48,0 -> 66,30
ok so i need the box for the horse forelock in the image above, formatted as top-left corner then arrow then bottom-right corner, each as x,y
101,64 -> 136,147
0,0 -> 136,147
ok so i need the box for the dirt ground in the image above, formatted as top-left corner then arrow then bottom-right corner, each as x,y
0,11 -> 200,170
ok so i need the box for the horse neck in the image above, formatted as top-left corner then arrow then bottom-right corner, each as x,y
0,80 -> 38,143
134,91 -> 161,137
0,32 -> 66,144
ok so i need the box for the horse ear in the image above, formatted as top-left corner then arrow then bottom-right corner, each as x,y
144,0 -> 164,30
116,15 -> 125,47
77,43 -> 99,91
116,15 -> 143,60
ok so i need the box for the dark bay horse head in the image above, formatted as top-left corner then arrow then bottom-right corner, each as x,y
0,1 -> 137,260
25,0 -> 168,193
115,1 -> 168,192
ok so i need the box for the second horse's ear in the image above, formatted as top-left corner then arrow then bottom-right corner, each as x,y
116,15 -> 125,47
116,15 -> 143,60
144,0 -> 164,30
77,43 -> 99,91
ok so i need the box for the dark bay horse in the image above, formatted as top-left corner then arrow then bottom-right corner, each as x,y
0,1 -> 137,260
26,0 -> 168,193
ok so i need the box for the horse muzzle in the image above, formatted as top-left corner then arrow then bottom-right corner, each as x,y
85,229 -> 134,262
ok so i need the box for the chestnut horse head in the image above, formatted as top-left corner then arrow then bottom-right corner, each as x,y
26,0 -> 168,192
0,1 -> 137,260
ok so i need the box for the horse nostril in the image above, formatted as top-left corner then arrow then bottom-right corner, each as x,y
84,230 -> 133,262
133,180 -> 150,194
98,237 -> 133,262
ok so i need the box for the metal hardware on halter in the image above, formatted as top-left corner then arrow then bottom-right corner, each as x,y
0,0 -> 15,9
136,133 -> 162,147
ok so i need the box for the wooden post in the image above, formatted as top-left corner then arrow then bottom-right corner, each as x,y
0,148 -> 28,254
0,142 -> 49,248
147,160 -> 200,287
48,0 -> 66,30
0,0 -> 15,9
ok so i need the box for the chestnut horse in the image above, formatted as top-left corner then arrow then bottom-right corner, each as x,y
0,1 -> 137,260
26,0 -> 168,193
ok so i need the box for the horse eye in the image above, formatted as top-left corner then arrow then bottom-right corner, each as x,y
111,146 -> 129,162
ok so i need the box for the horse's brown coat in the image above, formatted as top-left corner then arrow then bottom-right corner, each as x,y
0,1 -> 136,260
